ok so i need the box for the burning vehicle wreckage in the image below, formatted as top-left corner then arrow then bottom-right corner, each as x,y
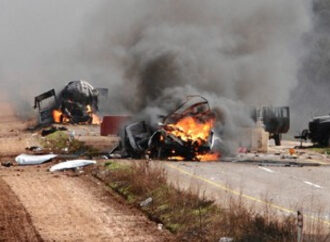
113,96 -> 221,162
33,80 -> 289,162
111,96 -> 291,161
34,80 -> 105,125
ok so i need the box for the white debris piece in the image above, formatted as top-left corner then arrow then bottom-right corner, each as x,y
140,197 -> 153,207
15,154 -> 57,165
157,223 -> 163,231
49,160 -> 96,172
219,237 -> 233,242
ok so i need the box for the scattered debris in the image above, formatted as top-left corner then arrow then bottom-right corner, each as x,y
75,168 -> 84,175
140,197 -> 153,207
281,155 -> 297,160
157,223 -> 163,231
49,159 -> 96,172
219,237 -> 233,242
15,154 -> 57,165
25,146 -> 43,152
237,147 -> 248,153
258,161 -> 320,167
289,148 -> 296,155
1,161 -> 12,167
107,153 -> 122,159
41,126 -> 67,137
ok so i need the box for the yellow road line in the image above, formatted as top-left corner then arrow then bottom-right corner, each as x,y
307,159 -> 328,165
165,163 -> 330,226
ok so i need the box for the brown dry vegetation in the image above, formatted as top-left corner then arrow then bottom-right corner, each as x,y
94,160 -> 324,241
40,130 -> 100,156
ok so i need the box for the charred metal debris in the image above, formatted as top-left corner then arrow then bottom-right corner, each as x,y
112,96 -> 221,162
34,80 -> 107,125
296,114 -> 330,147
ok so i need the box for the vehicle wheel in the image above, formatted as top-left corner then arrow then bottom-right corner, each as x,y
274,134 -> 281,146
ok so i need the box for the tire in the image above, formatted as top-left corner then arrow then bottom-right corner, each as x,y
274,134 -> 281,146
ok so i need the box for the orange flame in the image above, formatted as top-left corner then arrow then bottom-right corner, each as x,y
196,153 -> 220,162
165,116 -> 214,145
91,113 -> 101,125
52,109 -> 62,123
52,109 -> 70,123
168,156 -> 185,161
86,105 -> 92,113
52,105 -> 101,125
87,105 -> 101,125
164,115 -> 220,162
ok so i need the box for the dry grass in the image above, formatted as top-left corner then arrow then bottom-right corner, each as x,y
308,147 -> 330,155
40,130 -> 99,156
95,160 -> 329,241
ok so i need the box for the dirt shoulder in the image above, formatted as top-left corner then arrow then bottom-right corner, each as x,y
0,177 -> 42,242
0,166 -> 171,241
0,111 -> 172,241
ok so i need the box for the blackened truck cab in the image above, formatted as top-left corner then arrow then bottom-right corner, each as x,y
34,80 -> 107,125
296,115 -> 330,146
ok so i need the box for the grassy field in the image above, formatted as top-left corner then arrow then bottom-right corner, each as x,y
308,147 -> 330,155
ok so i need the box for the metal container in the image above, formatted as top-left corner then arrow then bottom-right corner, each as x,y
100,115 -> 131,136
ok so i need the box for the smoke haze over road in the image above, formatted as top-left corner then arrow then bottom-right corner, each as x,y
1,0 -> 324,139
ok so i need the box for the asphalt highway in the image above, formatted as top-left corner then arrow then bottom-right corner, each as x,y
162,160 -> 330,227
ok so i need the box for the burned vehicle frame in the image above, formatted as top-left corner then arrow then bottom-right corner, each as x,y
56,80 -> 99,124
34,80 -> 106,125
118,96 -> 219,161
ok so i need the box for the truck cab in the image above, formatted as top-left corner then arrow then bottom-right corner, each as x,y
252,106 -> 290,146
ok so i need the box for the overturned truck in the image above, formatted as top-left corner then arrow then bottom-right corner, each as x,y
34,80 -> 105,125
116,96 -> 220,161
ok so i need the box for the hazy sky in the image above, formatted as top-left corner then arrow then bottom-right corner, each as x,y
0,1 -> 96,65
0,0 -> 315,134
0,0 -> 101,102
